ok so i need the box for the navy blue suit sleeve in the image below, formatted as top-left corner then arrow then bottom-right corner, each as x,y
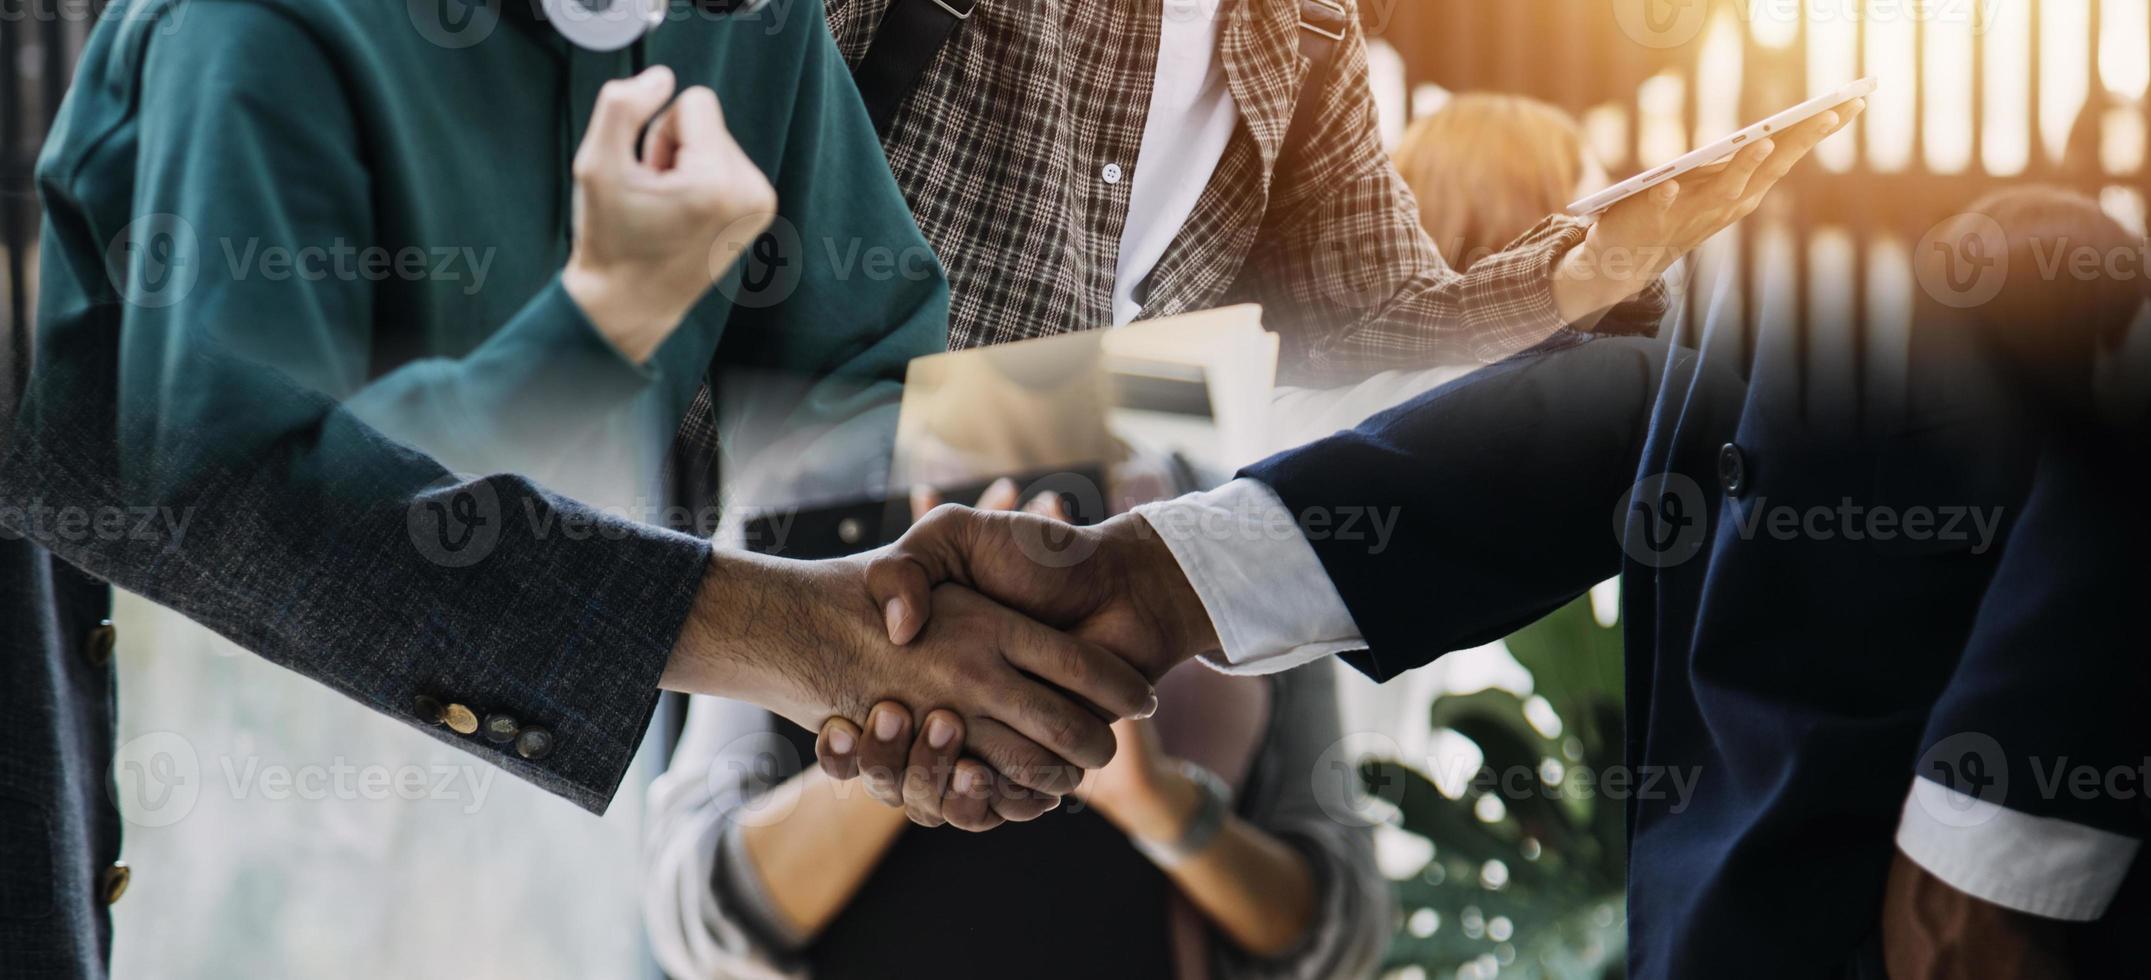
1914,432 -> 2150,837
1242,336 -> 1740,681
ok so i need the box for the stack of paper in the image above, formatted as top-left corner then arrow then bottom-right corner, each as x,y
892,305 -> 1279,491
1102,305 -> 1278,470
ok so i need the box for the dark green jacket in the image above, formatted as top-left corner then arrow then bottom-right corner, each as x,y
1,1 -> 944,973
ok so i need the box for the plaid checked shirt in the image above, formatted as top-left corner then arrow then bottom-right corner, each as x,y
669,0 -> 1672,508
823,0 -> 1669,384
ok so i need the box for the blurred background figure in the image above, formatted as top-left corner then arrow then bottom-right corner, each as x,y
1392,94 -> 1610,273
644,557 -> 1390,979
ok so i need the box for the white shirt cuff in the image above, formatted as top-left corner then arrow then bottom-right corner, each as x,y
1896,775 -> 2142,921
1132,479 -> 1366,676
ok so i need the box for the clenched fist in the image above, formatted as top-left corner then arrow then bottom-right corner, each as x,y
561,66 -> 777,364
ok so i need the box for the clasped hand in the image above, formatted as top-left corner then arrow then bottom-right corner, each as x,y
817,506 -> 1220,831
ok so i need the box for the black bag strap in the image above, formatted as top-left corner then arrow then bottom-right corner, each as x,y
852,0 -> 979,138
1286,0 -> 1351,143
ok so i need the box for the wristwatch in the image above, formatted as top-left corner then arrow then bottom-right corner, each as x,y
1134,760 -> 1233,868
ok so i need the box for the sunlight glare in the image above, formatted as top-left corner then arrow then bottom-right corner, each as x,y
1923,12 -> 1975,173
1985,1 -> 2034,175
2044,0 -> 2094,164
2102,0 -> 2151,98
1865,0 -> 1917,172
1809,2 -> 1860,171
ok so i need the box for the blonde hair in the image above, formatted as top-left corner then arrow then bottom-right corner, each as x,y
1392,94 -> 1588,272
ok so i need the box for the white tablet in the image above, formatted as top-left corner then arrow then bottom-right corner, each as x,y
1567,77 -> 1878,217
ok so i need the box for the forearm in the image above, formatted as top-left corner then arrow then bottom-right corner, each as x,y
660,549 -> 871,730
341,276 -> 668,478
1096,768 -> 1316,958
1155,817 -> 1318,958
737,768 -> 913,939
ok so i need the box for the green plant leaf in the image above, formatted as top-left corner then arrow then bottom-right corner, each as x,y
1502,597 -> 1624,725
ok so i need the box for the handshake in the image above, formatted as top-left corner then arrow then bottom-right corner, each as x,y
660,505 -> 1223,831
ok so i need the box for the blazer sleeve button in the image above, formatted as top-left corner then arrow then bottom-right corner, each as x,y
84,620 -> 117,667
515,726 -> 555,761
440,703 -> 480,735
101,862 -> 131,905
482,713 -> 521,744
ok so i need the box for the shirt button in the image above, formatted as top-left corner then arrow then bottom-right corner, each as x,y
101,862 -> 131,905
84,620 -> 117,668
1718,443 -> 1749,497
1101,163 -> 1124,185
482,712 -> 521,744
515,726 -> 556,761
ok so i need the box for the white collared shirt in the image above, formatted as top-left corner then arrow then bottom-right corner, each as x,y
1111,0 -> 1239,326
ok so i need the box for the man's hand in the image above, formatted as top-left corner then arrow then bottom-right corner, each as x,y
561,66 -> 778,364
873,506 -> 1215,681
657,549 -> 1158,802
813,505 -> 1222,829
1883,849 -> 2071,979
1552,99 -> 1867,322
801,481 -> 1080,829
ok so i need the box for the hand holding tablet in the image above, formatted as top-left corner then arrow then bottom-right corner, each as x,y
1569,78 -> 1879,217
1548,84 -> 1872,323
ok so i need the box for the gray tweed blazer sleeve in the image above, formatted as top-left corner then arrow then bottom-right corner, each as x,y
1,285 -> 710,816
